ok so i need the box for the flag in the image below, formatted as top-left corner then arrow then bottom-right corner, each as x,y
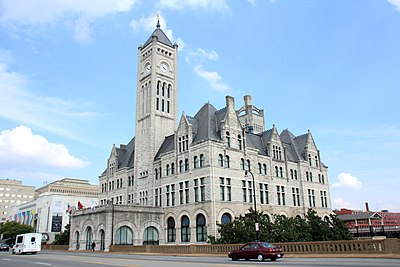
78,201 -> 83,210
66,204 -> 72,214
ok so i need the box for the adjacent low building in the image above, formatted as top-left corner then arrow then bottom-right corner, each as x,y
8,178 -> 99,243
335,203 -> 400,238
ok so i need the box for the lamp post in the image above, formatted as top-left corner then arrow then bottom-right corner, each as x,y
245,170 -> 259,241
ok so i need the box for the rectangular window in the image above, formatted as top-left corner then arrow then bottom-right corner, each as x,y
171,184 -> 175,206
194,179 -> 199,202
242,180 -> 247,202
200,177 -> 205,201
277,185 -> 285,206
220,177 -> 225,201
259,183 -> 269,204
226,178 -> 231,201
179,182 -> 184,205
185,181 -> 189,203
166,185 -> 170,207
292,187 -> 300,206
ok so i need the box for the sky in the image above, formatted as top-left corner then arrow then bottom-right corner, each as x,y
0,0 -> 399,213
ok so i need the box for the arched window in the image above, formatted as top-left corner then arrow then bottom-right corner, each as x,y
85,227 -> 92,250
264,214 -> 271,223
167,217 -> 176,242
290,169 -> 294,179
179,160 -> 183,172
221,213 -> 232,225
196,214 -> 207,242
224,155 -> 230,168
279,167 -> 283,177
193,156 -> 198,169
143,226 -> 159,245
275,166 -> 279,177
238,134 -> 242,150
115,226 -> 133,245
240,158 -> 245,170
226,132 -> 231,147
184,158 -> 189,171
263,164 -> 267,175
309,154 -> 312,166
246,159 -> 251,171
167,84 -> 171,98
258,163 -> 262,174
199,154 -> 204,167
294,170 -> 298,180
181,215 -> 190,242
166,164 -> 170,176
171,163 -> 175,174
99,229 -> 105,251
315,156 -> 319,167
218,154 -> 224,167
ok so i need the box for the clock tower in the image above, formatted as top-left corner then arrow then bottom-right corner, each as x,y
134,20 -> 178,196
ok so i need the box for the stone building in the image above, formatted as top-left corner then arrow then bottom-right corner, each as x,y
0,179 -> 35,222
70,22 -> 332,251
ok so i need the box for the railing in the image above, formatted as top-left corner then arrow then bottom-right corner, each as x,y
43,239 -> 400,255
109,239 -> 399,255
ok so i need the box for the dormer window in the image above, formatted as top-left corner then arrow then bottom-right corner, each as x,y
308,154 -> 312,166
315,156 -> 319,167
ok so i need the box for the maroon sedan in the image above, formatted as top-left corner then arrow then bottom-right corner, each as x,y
228,241 -> 284,262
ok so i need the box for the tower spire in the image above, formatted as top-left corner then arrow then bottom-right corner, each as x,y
156,14 -> 160,28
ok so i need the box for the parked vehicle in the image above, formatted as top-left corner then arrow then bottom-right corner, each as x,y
228,241 -> 284,262
11,233 -> 42,255
0,243 -> 10,251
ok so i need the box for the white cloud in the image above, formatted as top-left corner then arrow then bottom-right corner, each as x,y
186,48 -> 218,63
0,0 -> 137,43
0,126 -> 89,169
0,63 -> 99,143
333,197 -> 353,209
193,65 -> 229,92
388,0 -> 400,11
333,172 -> 362,189
156,0 -> 229,11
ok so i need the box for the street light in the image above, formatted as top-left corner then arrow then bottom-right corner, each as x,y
245,170 -> 259,241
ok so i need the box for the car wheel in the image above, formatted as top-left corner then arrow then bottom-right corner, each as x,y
12,250 -> 15,255
270,257 -> 277,261
231,254 -> 238,261
257,254 -> 264,262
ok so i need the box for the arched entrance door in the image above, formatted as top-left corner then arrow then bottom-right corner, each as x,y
75,231 -> 80,250
85,227 -> 92,250
99,230 -> 105,251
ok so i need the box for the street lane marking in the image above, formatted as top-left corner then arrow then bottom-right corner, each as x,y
2,258 -> 11,261
35,262 -> 52,266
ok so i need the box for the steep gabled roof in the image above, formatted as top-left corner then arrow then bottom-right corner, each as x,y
155,134 -> 175,160
280,129 -> 301,162
246,132 -> 267,156
119,137 -> 135,168
142,23 -> 174,48
192,102 -> 220,143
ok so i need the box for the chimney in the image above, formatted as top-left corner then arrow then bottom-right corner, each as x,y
365,202 -> 370,212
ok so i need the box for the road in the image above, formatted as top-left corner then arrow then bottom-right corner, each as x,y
0,251 -> 399,267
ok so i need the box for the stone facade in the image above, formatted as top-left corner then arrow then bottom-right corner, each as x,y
70,22 -> 332,252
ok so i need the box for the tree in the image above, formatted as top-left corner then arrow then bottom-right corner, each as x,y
209,208 -> 353,244
53,223 -> 70,245
0,221 -> 34,240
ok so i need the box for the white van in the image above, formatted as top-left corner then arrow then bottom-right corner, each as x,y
12,233 -> 42,254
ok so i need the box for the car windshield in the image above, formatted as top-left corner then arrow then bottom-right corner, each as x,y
261,242 -> 274,248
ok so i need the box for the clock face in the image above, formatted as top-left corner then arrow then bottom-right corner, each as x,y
160,63 -> 169,72
145,63 -> 151,73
